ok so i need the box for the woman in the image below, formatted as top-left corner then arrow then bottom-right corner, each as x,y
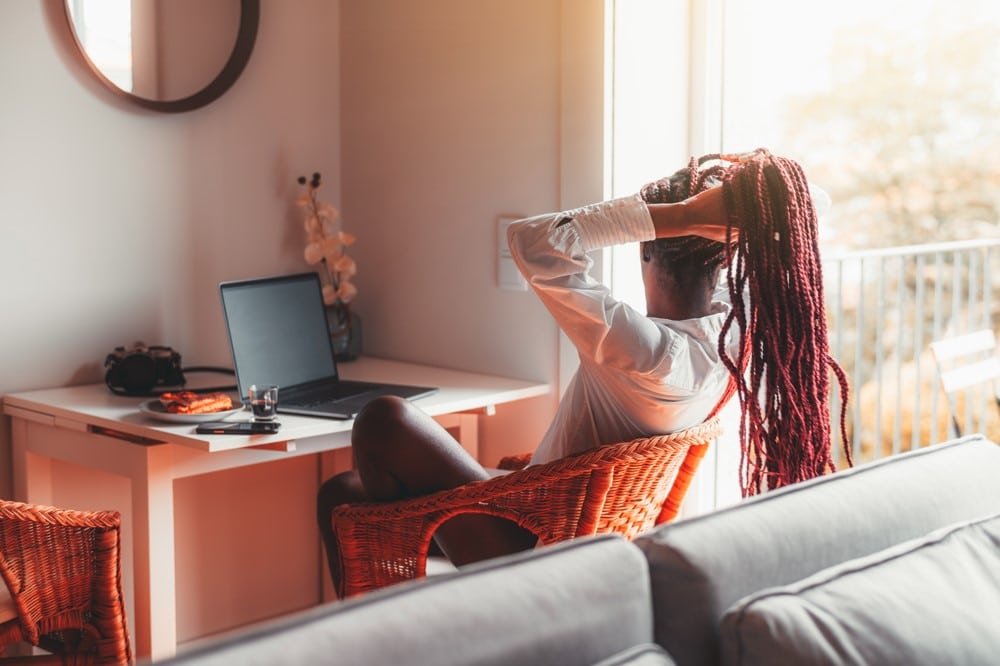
316,161 -> 741,593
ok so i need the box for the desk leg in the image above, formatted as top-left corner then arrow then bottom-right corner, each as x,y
10,418 -> 53,505
130,446 -> 177,661
7,421 -> 53,659
434,412 -> 480,460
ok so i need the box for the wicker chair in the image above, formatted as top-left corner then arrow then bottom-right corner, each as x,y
0,500 -> 131,665
330,417 -> 722,598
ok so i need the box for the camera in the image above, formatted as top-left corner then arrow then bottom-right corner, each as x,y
105,342 -> 186,396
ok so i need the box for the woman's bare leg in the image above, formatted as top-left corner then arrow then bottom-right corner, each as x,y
350,395 -> 491,499
316,396 -> 536,592
316,469 -> 367,594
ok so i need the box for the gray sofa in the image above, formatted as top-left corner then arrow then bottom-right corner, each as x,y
639,433 -> 1000,666
160,435 -> 1000,666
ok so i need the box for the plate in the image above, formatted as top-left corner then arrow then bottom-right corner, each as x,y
139,399 -> 245,424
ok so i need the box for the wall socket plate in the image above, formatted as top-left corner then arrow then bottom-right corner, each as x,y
496,215 -> 528,291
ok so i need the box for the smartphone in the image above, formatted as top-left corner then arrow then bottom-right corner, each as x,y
195,421 -> 281,435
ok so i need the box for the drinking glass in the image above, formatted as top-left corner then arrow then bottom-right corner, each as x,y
247,384 -> 279,422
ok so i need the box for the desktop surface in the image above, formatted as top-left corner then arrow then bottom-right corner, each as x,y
3,356 -> 550,453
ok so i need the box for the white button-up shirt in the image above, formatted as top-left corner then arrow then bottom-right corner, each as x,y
507,194 -> 741,465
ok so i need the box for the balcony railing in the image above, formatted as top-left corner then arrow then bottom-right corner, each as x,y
824,238 -> 1000,466
690,238 -> 1000,515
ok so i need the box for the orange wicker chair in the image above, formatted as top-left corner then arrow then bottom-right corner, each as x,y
330,417 -> 722,598
0,500 -> 131,665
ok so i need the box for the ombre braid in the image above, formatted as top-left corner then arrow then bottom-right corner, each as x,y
642,149 -> 851,496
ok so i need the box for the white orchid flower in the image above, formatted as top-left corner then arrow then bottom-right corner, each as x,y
332,255 -> 357,278
335,280 -> 357,303
297,172 -> 359,307
304,242 -> 324,265
321,284 -> 338,306
318,202 -> 339,221
319,236 -> 343,256
304,214 -> 321,235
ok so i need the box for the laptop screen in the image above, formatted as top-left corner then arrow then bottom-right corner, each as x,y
220,273 -> 338,399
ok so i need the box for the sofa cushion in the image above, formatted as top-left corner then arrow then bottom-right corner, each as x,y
719,511 -> 1000,666
162,534 -> 654,666
633,435 -> 1000,666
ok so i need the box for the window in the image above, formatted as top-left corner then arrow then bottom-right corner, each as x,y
609,0 -> 1000,277
720,0 -> 1000,252
606,0 -> 740,511
68,0 -> 133,92
606,0 -> 694,310
605,0 -> 1000,510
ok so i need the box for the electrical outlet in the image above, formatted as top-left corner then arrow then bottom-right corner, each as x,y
496,215 -> 527,291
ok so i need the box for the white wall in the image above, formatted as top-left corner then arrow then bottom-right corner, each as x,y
1,0 -> 340,489
1,0 -> 344,640
342,0 -> 563,378
0,0 -> 604,642
339,0 -> 604,464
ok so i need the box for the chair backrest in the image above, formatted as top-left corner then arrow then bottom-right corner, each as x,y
538,417 -> 723,541
656,372 -> 738,524
0,500 -> 131,665
930,329 -> 1000,437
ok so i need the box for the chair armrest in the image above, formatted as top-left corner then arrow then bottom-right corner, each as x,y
331,460 -> 602,596
330,421 -> 722,597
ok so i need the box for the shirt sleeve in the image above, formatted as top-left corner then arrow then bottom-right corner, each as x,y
506,195 -> 681,374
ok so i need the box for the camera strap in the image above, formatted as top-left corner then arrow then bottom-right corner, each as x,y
180,365 -> 238,394
106,366 -> 237,397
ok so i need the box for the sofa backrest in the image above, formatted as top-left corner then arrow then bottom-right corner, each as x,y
633,434 -> 1000,666
161,534 -> 656,666
719,511 -> 1000,665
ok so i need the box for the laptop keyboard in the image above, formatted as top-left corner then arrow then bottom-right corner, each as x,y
288,380 -> 380,407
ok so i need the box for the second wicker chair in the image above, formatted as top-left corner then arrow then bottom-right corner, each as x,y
0,500 -> 131,665
330,417 -> 722,598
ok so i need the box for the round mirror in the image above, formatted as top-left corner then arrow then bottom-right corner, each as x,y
64,0 -> 259,113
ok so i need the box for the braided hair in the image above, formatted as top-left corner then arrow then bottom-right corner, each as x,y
642,149 -> 851,495
640,155 -> 730,288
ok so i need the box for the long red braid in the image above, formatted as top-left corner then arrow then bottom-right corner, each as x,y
718,149 -> 851,494
642,149 -> 851,496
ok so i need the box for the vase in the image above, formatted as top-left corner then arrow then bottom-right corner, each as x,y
326,303 -> 362,361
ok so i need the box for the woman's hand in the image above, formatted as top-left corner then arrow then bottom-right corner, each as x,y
647,185 -> 736,243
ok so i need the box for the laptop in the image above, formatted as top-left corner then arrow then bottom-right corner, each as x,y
219,272 -> 437,419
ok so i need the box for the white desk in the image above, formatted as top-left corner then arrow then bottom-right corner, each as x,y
3,357 -> 549,661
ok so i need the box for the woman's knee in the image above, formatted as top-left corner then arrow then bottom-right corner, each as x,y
351,395 -> 414,452
351,395 -> 482,499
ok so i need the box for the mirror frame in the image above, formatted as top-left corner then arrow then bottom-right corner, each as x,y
63,0 -> 260,113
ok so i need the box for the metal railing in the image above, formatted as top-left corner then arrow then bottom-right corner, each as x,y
692,238 -> 1000,515
824,238 -> 1000,466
